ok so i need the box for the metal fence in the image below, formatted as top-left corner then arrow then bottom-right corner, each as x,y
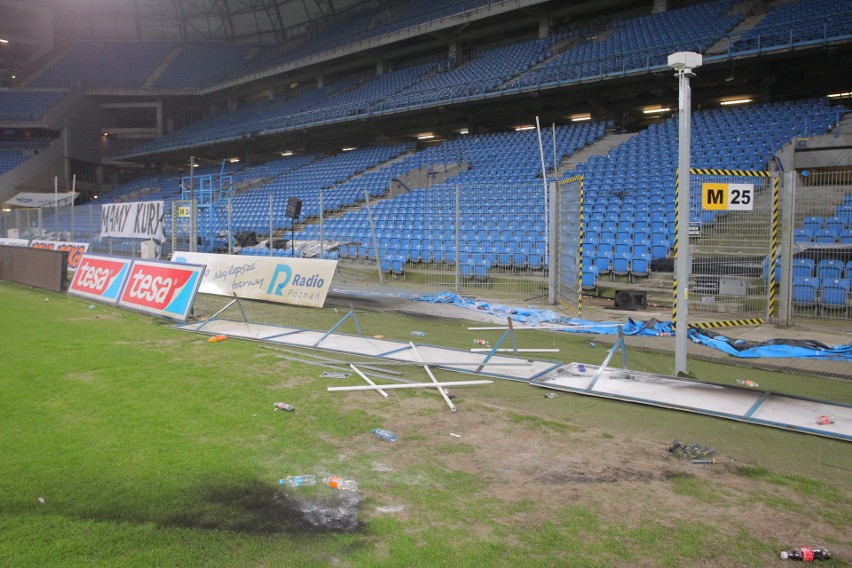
784,170 -> 852,330
683,169 -> 778,327
408,182 -> 551,302
555,175 -> 582,315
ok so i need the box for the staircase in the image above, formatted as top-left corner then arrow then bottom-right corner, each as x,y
556,131 -> 637,178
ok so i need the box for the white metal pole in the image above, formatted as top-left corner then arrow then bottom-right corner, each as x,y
349,364 -> 389,399
409,342 -> 456,412
675,66 -> 693,376
536,116 -> 549,262
54,176 -> 58,234
71,174 -> 76,239
328,380 -> 492,392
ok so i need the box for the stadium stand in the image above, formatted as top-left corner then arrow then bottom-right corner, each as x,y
29,41 -> 175,88
0,89 -> 66,121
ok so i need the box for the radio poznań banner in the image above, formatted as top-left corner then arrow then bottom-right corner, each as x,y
171,251 -> 337,308
118,259 -> 205,322
100,201 -> 166,243
68,254 -> 133,303
30,240 -> 90,270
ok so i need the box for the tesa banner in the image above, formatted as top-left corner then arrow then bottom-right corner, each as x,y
68,254 -> 133,303
30,240 -> 90,271
171,251 -> 337,308
118,259 -> 205,322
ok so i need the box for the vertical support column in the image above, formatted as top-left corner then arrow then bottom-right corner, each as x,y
364,190 -> 383,284
454,184 -> 460,293
778,172 -> 796,326
671,55 -> 700,376
768,173 -> 780,320
548,180 -> 558,304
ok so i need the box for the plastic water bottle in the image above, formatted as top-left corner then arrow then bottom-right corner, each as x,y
411,330 -> 427,337
323,476 -> 359,491
273,402 -> 294,412
736,379 -> 760,388
279,475 -> 316,487
588,341 -> 596,348
372,428 -> 397,442
780,546 -> 831,561
473,339 -> 489,346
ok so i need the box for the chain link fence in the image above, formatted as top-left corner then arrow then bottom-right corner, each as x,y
786,170 -> 852,330
683,169 -> 777,326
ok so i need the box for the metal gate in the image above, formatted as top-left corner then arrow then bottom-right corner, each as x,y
554,175 -> 583,315
785,170 -> 852,330
680,168 -> 778,328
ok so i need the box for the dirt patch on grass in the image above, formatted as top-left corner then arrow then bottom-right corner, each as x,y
329,391 -> 851,559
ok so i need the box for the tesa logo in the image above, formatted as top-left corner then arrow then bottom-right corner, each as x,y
121,264 -> 193,309
74,257 -> 126,293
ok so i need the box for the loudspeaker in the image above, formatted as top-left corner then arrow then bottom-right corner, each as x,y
614,290 -> 647,310
285,197 -> 302,219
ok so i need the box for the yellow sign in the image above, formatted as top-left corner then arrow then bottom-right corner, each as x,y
701,183 -> 754,211
178,206 -> 190,218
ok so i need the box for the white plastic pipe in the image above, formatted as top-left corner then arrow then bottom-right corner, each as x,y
409,341 -> 456,412
349,364 -> 388,399
328,380 -> 492,392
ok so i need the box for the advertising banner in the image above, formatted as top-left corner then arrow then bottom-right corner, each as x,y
4,192 -> 77,208
68,254 -> 133,303
0,238 -> 30,247
171,251 -> 337,308
118,259 -> 205,322
100,201 -> 166,242
30,240 -> 90,270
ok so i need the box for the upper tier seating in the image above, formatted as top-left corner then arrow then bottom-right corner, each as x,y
0,90 -> 66,121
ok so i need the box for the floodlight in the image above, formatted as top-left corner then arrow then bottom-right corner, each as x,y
667,52 -> 702,71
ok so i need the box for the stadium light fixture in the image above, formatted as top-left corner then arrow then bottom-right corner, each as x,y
668,51 -> 702,376
643,107 -> 670,115
514,125 -> 535,131
228,157 -> 240,163
342,147 -> 355,152
720,98 -> 751,106
828,91 -> 851,99
0,38 -> 9,44
417,133 -> 435,140
281,151 -> 293,156
571,114 -> 591,122
456,127 -> 469,135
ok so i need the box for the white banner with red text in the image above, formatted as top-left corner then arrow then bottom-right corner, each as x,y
30,240 -> 90,271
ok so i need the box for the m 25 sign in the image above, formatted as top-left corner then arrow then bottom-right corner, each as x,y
702,183 -> 754,211
118,260 -> 205,321
68,254 -> 133,303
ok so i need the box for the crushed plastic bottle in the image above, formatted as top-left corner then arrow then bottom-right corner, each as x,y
811,415 -> 835,425
442,388 -> 455,400
208,335 -> 227,343
473,339 -> 490,346
780,546 -> 831,561
736,379 -> 760,388
411,330 -> 427,337
323,476 -> 359,491
273,402 -> 294,412
588,341 -> 596,348
372,428 -> 397,442
279,475 -> 316,487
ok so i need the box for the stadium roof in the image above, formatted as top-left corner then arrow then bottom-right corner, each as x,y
15,0 -> 371,44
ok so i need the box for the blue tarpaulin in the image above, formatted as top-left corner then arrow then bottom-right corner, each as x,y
416,292 -> 852,360
687,329 -> 852,361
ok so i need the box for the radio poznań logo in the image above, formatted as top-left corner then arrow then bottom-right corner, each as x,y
266,264 -> 293,296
